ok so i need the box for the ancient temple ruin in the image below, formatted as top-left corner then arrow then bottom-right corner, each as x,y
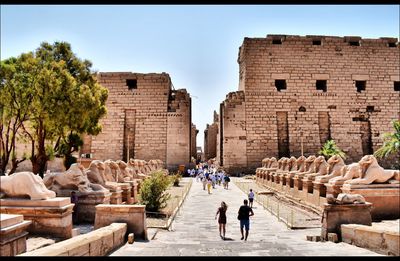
210,35 -> 400,173
80,72 -> 195,170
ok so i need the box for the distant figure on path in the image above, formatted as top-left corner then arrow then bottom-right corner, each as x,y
202,174 -> 207,190
224,174 -> 231,189
207,178 -> 212,194
215,201 -> 228,240
237,199 -> 254,241
70,191 -> 79,224
248,189 -> 255,208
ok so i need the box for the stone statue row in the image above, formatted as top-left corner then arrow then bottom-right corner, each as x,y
0,158 -> 167,201
256,154 -> 399,186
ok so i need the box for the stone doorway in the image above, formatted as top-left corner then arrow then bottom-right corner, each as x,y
276,111 -> 290,158
123,109 -> 136,162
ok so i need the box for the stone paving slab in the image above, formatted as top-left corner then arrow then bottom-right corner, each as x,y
111,177 -> 381,256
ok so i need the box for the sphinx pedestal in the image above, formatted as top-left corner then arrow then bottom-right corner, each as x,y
94,204 -> 148,240
324,183 -> 343,198
118,183 -> 133,204
1,214 -> 32,256
0,197 -> 74,239
125,181 -> 139,204
321,202 -> 372,241
75,192 -> 112,223
110,189 -> 123,204
309,181 -> 327,207
292,177 -> 304,200
341,184 -> 400,220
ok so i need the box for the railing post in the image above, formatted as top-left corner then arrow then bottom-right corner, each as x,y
291,209 -> 294,228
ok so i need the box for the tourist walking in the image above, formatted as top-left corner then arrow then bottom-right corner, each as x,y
211,173 -> 217,188
202,174 -> 207,190
224,174 -> 231,189
248,189 -> 255,208
237,199 -> 254,241
215,201 -> 228,240
207,178 -> 212,194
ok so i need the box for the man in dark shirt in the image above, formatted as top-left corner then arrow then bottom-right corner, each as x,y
238,199 -> 254,241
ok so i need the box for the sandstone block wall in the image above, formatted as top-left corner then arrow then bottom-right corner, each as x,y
80,72 -> 193,170
19,223 -> 127,256
219,91 -> 247,171
190,124 -> 199,159
166,89 -> 191,169
217,35 -> 399,171
204,111 -> 219,160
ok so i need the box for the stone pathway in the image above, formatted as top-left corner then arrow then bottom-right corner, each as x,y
111,177 -> 381,256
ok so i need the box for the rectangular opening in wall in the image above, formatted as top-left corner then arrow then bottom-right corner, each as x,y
275,79 -> 287,91
312,40 -> 321,45
388,42 -> 397,47
356,81 -> 366,92
123,109 -> 136,162
349,41 -> 360,46
318,112 -> 331,146
272,39 -> 282,45
360,120 -> 373,155
394,81 -> 400,91
276,112 -> 290,158
316,80 -> 327,92
126,79 -> 137,90
366,106 -> 374,112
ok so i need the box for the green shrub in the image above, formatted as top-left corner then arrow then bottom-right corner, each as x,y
319,139 -> 346,160
139,170 -> 171,212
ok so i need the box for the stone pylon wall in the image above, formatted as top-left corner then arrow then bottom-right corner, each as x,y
218,35 -> 399,171
81,72 -> 192,169
191,123 -> 199,160
219,91 -> 247,172
204,111 -> 219,160
166,89 -> 192,169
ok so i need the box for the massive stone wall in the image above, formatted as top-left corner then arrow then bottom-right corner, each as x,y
166,89 -> 192,169
81,72 -> 192,169
218,35 -> 400,172
219,91 -> 247,171
190,123 -> 199,160
204,111 -> 219,160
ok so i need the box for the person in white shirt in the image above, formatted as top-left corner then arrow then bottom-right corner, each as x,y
248,189 -> 255,208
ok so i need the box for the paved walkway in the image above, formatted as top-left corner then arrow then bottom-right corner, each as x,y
111,178 -> 381,256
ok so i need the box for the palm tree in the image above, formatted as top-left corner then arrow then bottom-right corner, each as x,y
319,139 -> 346,160
374,120 -> 400,159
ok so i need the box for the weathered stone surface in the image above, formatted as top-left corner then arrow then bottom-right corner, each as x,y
0,198 -> 74,239
341,183 -> 400,220
80,72 -> 193,170
94,204 -> 147,240
341,220 -> 400,256
19,223 -> 127,256
215,35 -> 400,171
1,214 -> 32,256
321,202 -> 372,241
1,172 -> 56,200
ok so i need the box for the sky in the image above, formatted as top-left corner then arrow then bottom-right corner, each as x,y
1,5 -> 399,149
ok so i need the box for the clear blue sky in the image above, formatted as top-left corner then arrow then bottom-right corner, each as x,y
1,5 -> 399,148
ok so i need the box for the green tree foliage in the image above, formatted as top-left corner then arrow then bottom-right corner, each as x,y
139,171 -> 171,212
55,132 -> 83,169
0,54 -> 36,174
1,41 -> 108,176
318,139 -> 346,160
374,120 -> 400,161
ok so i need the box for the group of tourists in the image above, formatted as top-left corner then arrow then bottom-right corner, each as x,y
187,164 -> 231,194
187,162 -> 255,241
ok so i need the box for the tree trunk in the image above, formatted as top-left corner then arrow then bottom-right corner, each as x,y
31,154 -> 48,178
